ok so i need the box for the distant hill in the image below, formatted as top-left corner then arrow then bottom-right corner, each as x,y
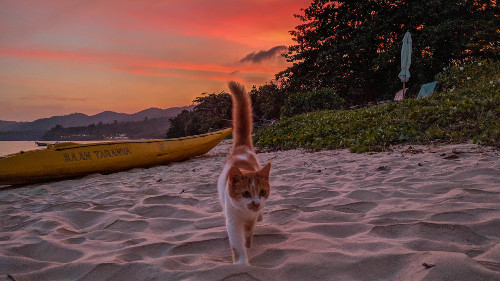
0,106 -> 193,133
0,106 -> 194,140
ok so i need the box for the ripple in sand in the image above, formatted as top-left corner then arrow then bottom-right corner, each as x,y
118,242 -> 174,262
297,210 -> 356,223
430,211 -> 477,222
104,219 -> 149,233
265,209 -> 300,225
296,223 -> 370,238
58,210 -> 110,230
370,222 -> 488,245
0,256 -> 51,275
349,253 -> 413,280
220,272 -> 261,281
470,218 -> 500,238
64,237 -> 86,244
251,248 -> 302,268
131,204 -> 205,219
85,230 -> 133,242
55,227 -> 81,235
346,190 -> 385,201
404,239 -> 465,253
170,238 -> 228,255
7,240 -> 83,262
475,244 -> 500,271
162,255 -> 202,271
122,238 -> 147,247
143,194 -> 198,206
381,210 -> 428,220
42,202 -> 91,212
451,168 -> 499,181
252,233 -> 290,245
334,201 -> 377,213
0,215 -> 40,231
194,216 -> 225,229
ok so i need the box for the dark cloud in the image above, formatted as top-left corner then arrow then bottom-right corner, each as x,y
240,45 -> 287,64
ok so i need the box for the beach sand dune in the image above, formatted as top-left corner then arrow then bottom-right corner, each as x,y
1,141 -> 499,280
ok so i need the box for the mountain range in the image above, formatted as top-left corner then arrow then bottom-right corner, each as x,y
0,106 -> 192,133
0,106 -> 193,140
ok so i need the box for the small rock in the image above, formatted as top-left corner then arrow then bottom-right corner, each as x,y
422,263 -> 435,269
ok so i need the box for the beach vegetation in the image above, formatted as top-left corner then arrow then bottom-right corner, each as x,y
254,60 -> 500,152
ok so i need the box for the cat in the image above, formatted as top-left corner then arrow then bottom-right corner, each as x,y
217,81 -> 271,265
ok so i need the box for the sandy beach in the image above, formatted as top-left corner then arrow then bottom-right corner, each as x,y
1,141 -> 499,281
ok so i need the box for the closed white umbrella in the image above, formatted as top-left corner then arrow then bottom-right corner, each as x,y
398,32 -> 412,99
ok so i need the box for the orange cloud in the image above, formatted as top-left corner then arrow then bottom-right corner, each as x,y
0,46 -> 285,84
0,0 -> 313,121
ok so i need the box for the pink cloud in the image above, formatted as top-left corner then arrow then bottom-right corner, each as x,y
0,46 -> 286,84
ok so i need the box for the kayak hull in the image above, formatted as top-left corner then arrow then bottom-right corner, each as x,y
0,128 -> 232,185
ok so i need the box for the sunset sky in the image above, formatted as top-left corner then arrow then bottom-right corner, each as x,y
0,0 -> 311,121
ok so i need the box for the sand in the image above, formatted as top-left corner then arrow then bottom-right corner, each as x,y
1,141 -> 499,281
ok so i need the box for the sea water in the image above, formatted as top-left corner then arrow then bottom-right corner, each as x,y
0,141 -> 48,156
0,141 -> 111,157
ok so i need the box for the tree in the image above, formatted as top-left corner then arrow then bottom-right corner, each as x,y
250,82 -> 288,120
166,92 -> 232,138
278,0 -> 499,104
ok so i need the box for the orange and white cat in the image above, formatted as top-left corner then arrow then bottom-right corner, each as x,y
217,81 -> 271,265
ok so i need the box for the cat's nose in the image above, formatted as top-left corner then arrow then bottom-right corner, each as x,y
251,202 -> 260,208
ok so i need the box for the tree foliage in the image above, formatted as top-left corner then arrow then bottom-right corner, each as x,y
166,92 -> 232,138
278,0 -> 499,105
281,88 -> 345,117
250,83 -> 288,120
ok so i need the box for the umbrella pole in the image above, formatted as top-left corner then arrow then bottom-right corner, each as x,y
402,82 -> 406,99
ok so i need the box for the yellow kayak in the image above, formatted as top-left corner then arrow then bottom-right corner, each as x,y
0,128 -> 232,185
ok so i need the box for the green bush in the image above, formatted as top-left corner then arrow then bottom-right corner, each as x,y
255,60 -> 500,152
281,88 -> 345,118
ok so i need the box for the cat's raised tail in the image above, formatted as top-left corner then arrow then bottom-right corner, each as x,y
228,81 -> 253,149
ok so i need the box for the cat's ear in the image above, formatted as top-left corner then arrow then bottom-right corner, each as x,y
257,162 -> 271,180
228,165 -> 244,185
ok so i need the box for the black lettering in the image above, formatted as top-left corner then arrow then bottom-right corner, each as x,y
84,152 -> 91,160
64,153 -> 71,162
111,149 -> 118,157
116,148 -> 123,156
124,147 -> 132,155
94,151 -> 100,158
103,150 -> 111,158
71,153 -> 79,161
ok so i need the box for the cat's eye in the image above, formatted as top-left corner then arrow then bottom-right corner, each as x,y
242,191 -> 251,198
259,190 -> 266,196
